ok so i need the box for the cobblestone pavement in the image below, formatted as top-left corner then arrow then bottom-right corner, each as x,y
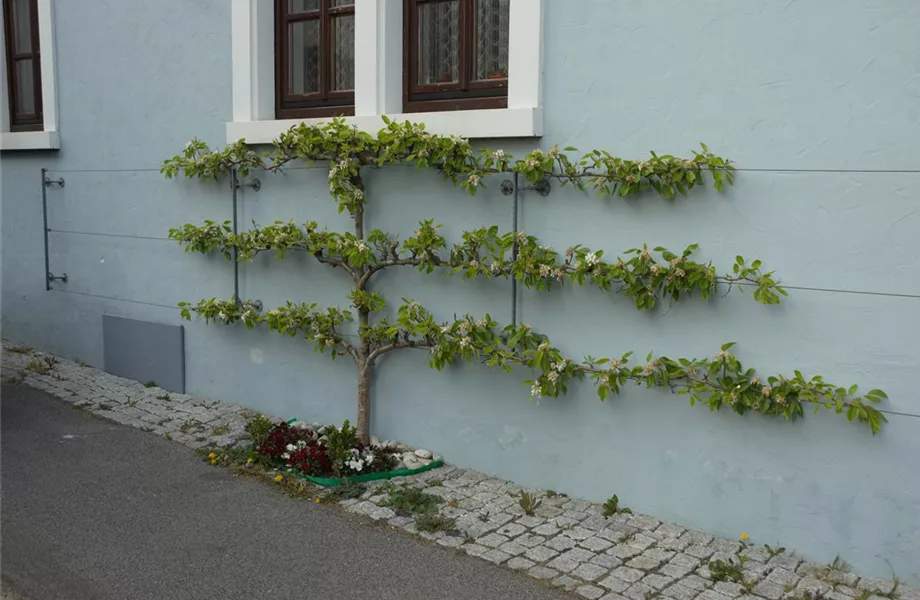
2,342 -> 916,600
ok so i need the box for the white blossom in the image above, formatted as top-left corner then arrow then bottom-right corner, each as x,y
468,174 -> 481,187
547,371 -> 559,383
440,326 -> 451,334
492,149 -> 505,159
539,264 -> 552,277
530,382 -> 542,399
459,337 -> 471,349
586,252 -> 599,266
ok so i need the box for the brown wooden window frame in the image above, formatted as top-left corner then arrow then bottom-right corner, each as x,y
275,0 -> 355,120
3,0 -> 42,131
403,0 -> 508,114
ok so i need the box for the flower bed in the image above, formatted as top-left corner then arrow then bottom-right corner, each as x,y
255,419 -> 442,487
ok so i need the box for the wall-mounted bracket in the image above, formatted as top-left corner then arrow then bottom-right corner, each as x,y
44,176 -> 64,188
234,177 -> 261,192
47,272 -> 68,284
500,178 -> 551,197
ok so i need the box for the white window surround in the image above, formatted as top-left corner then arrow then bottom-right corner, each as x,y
228,0 -> 543,144
0,0 -> 59,150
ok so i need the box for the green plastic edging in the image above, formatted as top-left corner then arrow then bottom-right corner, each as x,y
279,418 -> 444,487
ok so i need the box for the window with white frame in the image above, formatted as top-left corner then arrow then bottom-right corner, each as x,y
0,0 -> 58,150
230,0 -> 542,143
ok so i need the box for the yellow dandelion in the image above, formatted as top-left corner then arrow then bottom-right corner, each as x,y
274,474 -> 283,482
315,497 -> 322,504
740,532 -> 749,541
208,452 -> 217,459
246,457 -> 254,464
209,459 -> 217,465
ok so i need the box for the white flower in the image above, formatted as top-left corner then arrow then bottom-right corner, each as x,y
530,382 -> 542,398
547,371 -> 559,383
716,350 -> 731,362
460,337 -> 471,349
549,145 -> 560,157
356,241 -> 369,252
354,189 -> 364,201
539,264 -> 552,277
585,252 -> 599,266
217,312 -> 228,322
492,149 -> 505,159
476,319 -> 487,328
525,157 -> 540,170
651,264 -> 662,276
552,359 -> 569,372
490,262 -> 502,274
538,342 -> 551,351
440,326 -> 451,334
762,386 -> 772,397
468,174 -> 481,187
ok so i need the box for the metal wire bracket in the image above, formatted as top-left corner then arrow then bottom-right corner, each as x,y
44,175 -> 65,188
234,177 -> 261,192
500,178 -> 551,197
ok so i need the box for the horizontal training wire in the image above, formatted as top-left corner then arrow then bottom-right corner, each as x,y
735,281 -> 920,300
46,165 -> 920,175
877,409 -> 920,420
48,229 -> 172,241
54,289 -> 182,310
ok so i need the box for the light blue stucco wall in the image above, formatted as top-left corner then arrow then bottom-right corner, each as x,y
2,0 -> 918,580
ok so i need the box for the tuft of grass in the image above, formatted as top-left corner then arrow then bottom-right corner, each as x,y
155,393 -> 171,402
829,555 -> 849,572
618,531 -> 635,544
545,489 -> 557,498
163,433 -> 172,441
447,498 -> 460,508
179,419 -> 206,435
126,398 -> 138,408
210,424 -> 230,436
764,544 -> 786,558
7,345 -> 33,355
324,481 -> 367,502
709,558 -> 745,583
427,478 -> 443,487
381,487 -> 442,515
415,514 -> 457,534
602,494 -> 633,519
144,381 -> 156,388
26,356 -> 57,375
518,491 -> 542,516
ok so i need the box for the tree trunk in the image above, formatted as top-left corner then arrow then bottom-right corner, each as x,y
356,360 -> 371,444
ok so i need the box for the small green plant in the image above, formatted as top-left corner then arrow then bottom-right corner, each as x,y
381,487 -> 442,515
96,402 -> 112,411
618,531 -> 635,544
518,491 -> 542,516
8,345 -> 32,354
144,380 -> 156,388
545,489 -> 557,498
26,356 -> 56,375
764,544 -> 786,558
244,413 -> 273,447
163,432 -> 172,441
785,584 -> 798,594
602,494 -> 633,518
446,498 -> 460,508
427,478 -> 443,487
210,423 -> 230,436
323,420 -> 360,476
179,419 -> 206,434
156,393 -> 171,401
126,398 -> 138,408
828,555 -> 848,571
324,481 -> 367,502
416,514 -> 457,534
709,558 -> 745,583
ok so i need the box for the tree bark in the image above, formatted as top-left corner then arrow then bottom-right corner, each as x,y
356,360 -> 371,444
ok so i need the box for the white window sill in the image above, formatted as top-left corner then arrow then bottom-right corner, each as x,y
226,107 -> 542,145
0,131 -> 60,151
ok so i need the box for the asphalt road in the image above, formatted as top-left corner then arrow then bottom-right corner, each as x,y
1,383 -> 568,600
